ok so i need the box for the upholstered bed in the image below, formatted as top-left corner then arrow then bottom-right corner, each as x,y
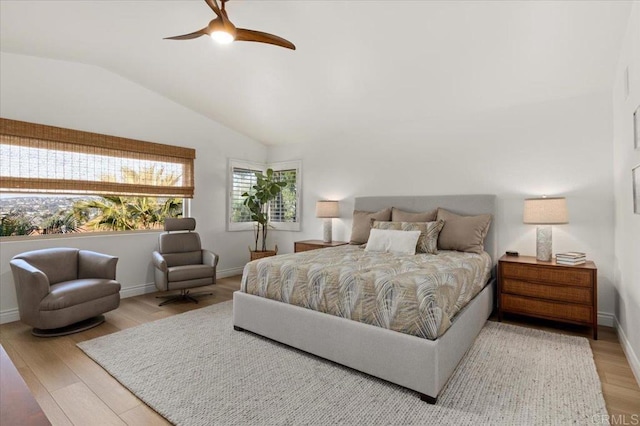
233,195 -> 497,403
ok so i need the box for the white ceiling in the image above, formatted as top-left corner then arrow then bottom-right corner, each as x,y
0,0 -> 633,146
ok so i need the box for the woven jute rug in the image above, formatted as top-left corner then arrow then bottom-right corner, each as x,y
78,301 -> 607,425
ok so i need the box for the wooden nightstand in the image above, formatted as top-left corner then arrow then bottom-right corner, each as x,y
294,240 -> 348,253
498,255 -> 598,339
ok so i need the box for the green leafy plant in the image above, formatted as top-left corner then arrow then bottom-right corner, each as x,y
41,212 -> 81,234
242,168 -> 287,252
71,166 -> 183,231
0,210 -> 36,236
72,196 -> 182,231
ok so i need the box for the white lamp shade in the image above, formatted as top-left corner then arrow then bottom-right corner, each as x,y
523,197 -> 569,224
316,200 -> 339,218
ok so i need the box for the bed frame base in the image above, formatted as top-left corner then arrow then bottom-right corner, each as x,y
233,322 -> 436,404
233,279 -> 494,403
420,393 -> 437,404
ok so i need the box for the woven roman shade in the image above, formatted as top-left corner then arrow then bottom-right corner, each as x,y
0,118 -> 195,198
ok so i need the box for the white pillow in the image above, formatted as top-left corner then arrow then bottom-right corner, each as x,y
365,229 -> 421,255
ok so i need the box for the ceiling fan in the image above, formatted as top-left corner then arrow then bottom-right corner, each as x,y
165,0 -> 296,50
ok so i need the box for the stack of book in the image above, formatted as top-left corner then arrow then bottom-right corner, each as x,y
556,252 -> 586,265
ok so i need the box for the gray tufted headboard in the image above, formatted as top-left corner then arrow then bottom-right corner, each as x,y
354,194 -> 498,264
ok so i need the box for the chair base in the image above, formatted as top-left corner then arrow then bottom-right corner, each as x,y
32,315 -> 106,337
156,289 -> 213,306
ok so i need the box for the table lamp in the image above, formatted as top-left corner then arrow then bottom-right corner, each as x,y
523,197 -> 568,261
316,200 -> 339,243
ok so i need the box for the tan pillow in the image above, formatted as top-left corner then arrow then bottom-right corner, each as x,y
373,220 -> 444,254
436,209 -> 492,254
350,208 -> 391,244
391,207 -> 437,222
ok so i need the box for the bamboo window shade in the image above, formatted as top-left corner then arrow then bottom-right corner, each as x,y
0,118 -> 196,198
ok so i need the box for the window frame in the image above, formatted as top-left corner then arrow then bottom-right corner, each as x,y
227,159 -> 302,232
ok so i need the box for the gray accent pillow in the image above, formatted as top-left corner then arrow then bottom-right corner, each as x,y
372,220 -> 444,254
391,207 -> 437,222
350,208 -> 392,244
436,208 -> 492,254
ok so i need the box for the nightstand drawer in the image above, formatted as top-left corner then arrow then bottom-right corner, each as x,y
502,279 -> 592,304
501,263 -> 592,287
502,294 -> 593,323
295,243 -> 320,253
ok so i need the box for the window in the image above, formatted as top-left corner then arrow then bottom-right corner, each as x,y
271,168 -> 298,224
228,159 -> 301,231
0,118 -> 195,236
229,162 -> 263,224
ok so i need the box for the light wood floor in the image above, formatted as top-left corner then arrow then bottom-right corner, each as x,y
1,276 -> 638,425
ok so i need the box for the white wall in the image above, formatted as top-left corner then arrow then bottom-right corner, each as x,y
612,3 -> 640,382
0,52 -> 266,322
268,91 -> 616,325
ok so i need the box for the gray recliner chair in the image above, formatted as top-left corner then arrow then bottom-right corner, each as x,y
152,218 -> 219,306
10,248 -> 121,336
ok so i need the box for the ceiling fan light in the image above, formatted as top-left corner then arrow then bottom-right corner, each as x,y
210,30 -> 234,44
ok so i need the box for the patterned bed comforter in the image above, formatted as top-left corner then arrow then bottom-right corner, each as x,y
240,245 -> 492,340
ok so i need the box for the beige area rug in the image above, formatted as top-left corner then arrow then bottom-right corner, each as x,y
78,301 -> 607,425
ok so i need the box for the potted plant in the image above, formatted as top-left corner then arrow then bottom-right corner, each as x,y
242,168 -> 287,261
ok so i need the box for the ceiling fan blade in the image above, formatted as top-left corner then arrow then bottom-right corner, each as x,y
204,0 -> 223,19
164,28 -> 208,40
235,28 -> 296,50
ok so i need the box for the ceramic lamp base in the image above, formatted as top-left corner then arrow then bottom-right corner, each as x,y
323,218 -> 333,243
536,225 -> 552,262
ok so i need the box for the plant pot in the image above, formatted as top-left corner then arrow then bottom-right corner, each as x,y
249,245 -> 278,261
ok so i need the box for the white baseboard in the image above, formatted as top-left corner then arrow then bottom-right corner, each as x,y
120,282 -> 157,298
0,308 -> 19,325
615,317 -> 640,386
597,312 -> 615,327
217,266 -> 244,278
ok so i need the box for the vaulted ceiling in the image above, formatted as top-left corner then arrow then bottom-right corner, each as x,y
0,1 -> 633,146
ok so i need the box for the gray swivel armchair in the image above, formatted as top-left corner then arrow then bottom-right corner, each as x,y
10,248 -> 121,336
152,218 -> 219,306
